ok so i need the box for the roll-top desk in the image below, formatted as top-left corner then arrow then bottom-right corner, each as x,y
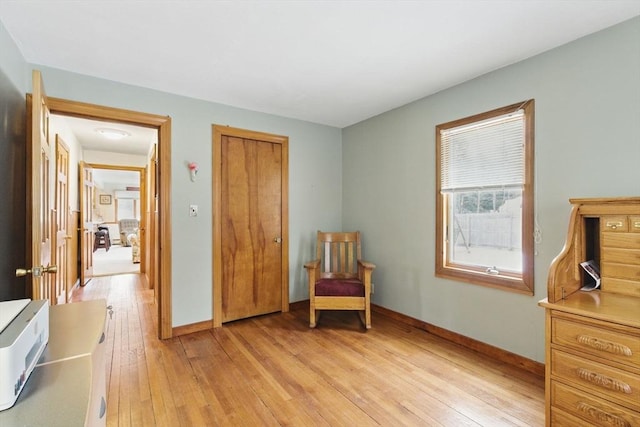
539,197 -> 640,426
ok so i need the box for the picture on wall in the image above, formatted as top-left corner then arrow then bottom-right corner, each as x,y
99,194 -> 112,205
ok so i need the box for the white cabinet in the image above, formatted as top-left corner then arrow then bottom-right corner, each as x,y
0,299 -> 108,426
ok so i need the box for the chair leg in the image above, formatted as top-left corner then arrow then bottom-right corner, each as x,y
310,310 -> 322,328
365,306 -> 371,329
310,304 -> 316,328
357,309 -> 372,330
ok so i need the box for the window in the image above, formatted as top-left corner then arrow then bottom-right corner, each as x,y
435,100 -> 534,294
115,190 -> 140,221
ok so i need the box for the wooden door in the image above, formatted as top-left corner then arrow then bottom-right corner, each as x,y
139,168 -> 147,274
26,70 -> 55,301
54,135 -> 70,303
146,147 -> 158,292
79,161 -> 94,284
213,126 -> 289,325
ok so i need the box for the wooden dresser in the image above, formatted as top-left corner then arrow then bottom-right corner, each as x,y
539,197 -> 640,426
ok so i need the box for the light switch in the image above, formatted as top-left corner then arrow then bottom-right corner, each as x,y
189,204 -> 198,217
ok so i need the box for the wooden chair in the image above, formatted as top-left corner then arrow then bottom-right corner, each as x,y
305,231 -> 376,329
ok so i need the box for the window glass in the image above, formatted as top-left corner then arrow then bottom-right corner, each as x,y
117,199 -> 139,221
436,100 -> 534,294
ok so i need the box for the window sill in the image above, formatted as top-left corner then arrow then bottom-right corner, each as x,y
435,265 -> 534,295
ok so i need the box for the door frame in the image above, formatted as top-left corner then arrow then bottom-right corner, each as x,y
47,96 -> 173,339
212,125 -> 289,327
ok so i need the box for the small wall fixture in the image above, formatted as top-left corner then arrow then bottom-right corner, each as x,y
188,162 -> 199,182
95,128 -> 130,140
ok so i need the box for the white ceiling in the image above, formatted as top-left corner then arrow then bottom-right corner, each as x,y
92,168 -> 141,189
58,115 -> 157,156
1,1 -> 639,128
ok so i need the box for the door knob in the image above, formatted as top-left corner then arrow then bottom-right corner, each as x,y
273,237 -> 282,243
16,265 -> 58,277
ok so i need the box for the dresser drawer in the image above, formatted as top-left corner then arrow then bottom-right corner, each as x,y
602,232 -> 640,249
601,262 -> 640,282
552,317 -> 640,368
602,216 -> 629,232
601,278 -> 640,298
631,216 -> 640,233
601,247 -> 640,265
551,381 -> 640,427
551,406 -> 604,427
551,349 -> 640,410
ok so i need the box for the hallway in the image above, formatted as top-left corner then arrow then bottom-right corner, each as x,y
92,245 -> 140,276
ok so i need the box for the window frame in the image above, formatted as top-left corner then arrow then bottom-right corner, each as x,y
435,100 -> 535,295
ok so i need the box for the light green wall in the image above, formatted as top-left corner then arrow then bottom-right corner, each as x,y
33,67 -> 343,327
0,19 -> 27,92
3,16 -> 638,361
0,20 -> 343,327
342,17 -> 640,362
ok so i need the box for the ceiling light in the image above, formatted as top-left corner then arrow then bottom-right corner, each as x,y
95,128 -> 130,140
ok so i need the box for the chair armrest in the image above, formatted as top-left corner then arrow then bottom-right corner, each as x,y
304,259 -> 321,270
358,260 -> 376,270
305,259 -> 321,295
357,260 -> 375,288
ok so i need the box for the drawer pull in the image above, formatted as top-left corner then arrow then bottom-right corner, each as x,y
576,368 -> 632,394
605,221 -> 623,230
577,402 -> 630,427
577,335 -> 633,357
633,220 -> 640,229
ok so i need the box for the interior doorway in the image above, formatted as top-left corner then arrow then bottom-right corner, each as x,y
88,165 -> 145,277
47,96 -> 173,339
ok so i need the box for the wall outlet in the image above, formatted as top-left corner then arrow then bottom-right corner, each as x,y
189,204 -> 198,217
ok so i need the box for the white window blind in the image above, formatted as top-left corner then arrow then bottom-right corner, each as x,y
115,190 -> 140,199
440,110 -> 525,192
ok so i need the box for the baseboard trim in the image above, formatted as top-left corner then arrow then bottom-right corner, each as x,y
289,300 -> 308,311
371,304 -> 544,377
171,300 -> 544,378
173,319 -> 213,337
291,299 -> 542,377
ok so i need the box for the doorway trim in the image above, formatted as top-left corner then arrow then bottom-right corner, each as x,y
48,96 -> 173,339
212,125 -> 289,327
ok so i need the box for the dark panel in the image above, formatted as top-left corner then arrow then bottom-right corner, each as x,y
0,69 -> 27,301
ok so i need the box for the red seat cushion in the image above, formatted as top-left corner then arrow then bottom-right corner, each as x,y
315,278 -> 364,297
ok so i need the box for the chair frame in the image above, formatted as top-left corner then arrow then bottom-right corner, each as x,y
305,231 -> 375,329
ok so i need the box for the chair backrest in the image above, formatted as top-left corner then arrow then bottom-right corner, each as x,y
316,231 -> 361,280
119,218 -> 139,233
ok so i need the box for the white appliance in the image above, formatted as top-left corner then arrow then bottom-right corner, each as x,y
0,299 -> 49,411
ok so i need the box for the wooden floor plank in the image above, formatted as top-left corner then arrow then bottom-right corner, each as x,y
71,274 -> 545,426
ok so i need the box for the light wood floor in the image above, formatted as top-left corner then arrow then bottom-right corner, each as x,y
72,274 -> 545,426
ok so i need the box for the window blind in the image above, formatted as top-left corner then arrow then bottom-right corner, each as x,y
115,190 -> 140,199
440,110 -> 525,192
